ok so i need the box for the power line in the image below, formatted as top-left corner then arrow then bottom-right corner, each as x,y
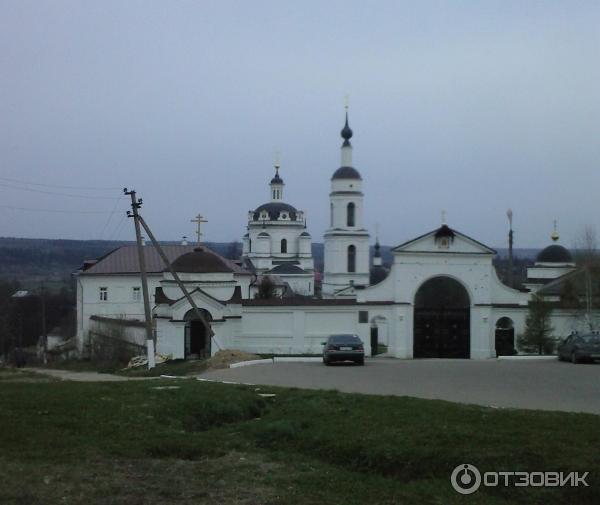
108,212 -> 128,240
0,175 -> 122,191
0,182 -> 123,200
0,204 -> 119,214
99,196 -> 125,239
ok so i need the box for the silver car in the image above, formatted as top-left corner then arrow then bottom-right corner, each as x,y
322,334 -> 365,365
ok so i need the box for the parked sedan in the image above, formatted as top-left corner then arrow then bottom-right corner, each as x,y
558,333 -> 600,363
322,334 -> 364,365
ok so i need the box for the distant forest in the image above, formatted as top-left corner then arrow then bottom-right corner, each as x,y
0,236 -> 538,290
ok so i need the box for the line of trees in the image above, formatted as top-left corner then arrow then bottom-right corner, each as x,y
0,279 -> 75,361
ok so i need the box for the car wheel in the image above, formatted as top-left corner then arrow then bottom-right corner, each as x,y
323,358 -> 331,366
356,359 -> 364,366
571,352 -> 579,364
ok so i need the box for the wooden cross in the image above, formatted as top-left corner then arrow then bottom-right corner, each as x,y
191,214 -> 208,245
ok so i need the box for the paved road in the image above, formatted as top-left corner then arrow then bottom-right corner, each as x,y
200,359 -> 600,415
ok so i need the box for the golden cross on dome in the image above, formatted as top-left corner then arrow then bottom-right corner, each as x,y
191,214 -> 208,245
551,219 -> 559,242
274,151 -> 281,175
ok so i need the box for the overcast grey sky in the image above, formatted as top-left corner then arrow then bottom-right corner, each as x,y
1,0 -> 599,249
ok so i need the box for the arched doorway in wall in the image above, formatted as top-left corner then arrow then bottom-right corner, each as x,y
184,308 -> 212,359
495,317 -> 515,356
370,316 -> 389,355
413,276 -> 470,358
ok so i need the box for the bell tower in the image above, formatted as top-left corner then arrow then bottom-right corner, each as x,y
322,107 -> 370,296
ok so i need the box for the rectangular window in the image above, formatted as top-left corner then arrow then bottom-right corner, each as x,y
132,287 -> 141,301
99,287 -> 108,301
359,310 -> 368,323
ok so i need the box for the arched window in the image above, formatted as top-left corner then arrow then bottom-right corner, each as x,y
330,203 -> 334,227
248,239 -> 251,252
281,238 -> 287,253
348,245 -> 356,272
347,202 -> 355,227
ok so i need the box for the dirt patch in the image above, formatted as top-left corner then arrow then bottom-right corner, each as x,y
205,350 -> 262,370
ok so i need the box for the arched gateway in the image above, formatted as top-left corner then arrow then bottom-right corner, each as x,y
413,277 -> 470,358
184,308 -> 212,359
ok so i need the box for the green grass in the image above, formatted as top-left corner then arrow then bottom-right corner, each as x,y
0,380 -> 598,504
39,360 -> 121,374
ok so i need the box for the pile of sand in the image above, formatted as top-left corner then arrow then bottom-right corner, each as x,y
205,350 -> 261,370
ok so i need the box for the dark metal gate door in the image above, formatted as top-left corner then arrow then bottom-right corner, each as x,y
414,309 -> 470,358
370,326 -> 378,356
495,328 -> 515,356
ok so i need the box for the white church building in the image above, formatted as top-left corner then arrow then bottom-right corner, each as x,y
75,110 -> 586,360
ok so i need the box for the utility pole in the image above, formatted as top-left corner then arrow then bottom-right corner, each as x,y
507,209 -> 514,288
124,188 -> 155,368
191,214 -> 208,245
41,282 -> 47,365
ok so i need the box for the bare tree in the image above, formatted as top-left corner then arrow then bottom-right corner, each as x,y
224,240 -> 242,260
573,225 -> 599,267
567,225 -> 600,331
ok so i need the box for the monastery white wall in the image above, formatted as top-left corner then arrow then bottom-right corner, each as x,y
221,305 -> 372,355
76,273 -> 162,353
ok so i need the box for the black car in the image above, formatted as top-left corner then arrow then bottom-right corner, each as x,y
322,334 -> 364,365
558,333 -> 600,363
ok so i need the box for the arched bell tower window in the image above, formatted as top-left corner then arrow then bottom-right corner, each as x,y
248,239 -> 252,252
330,203 -> 334,227
347,202 -> 355,227
347,245 -> 356,273
281,238 -> 287,253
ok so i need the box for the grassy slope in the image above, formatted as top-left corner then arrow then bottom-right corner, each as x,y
0,379 -> 598,504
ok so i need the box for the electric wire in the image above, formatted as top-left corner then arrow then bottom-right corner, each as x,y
0,204 -> 121,214
0,182 -> 124,200
0,175 -> 122,191
99,196 -> 126,239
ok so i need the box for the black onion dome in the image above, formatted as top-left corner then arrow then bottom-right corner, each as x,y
536,244 -> 573,263
269,264 -> 306,274
341,112 -> 353,140
253,202 -> 298,221
270,173 -> 284,184
370,265 -> 389,285
170,247 -> 233,273
374,241 -> 381,258
331,166 -> 362,180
